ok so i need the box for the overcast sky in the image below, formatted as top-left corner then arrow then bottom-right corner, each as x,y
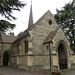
0,0 -> 73,35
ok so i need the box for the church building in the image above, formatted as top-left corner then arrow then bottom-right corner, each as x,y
0,2 -> 75,71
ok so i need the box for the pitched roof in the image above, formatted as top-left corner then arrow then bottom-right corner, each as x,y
1,34 -> 18,43
43,25 -> 60,44
13,10 -> 56,43
14,10 -> 52,43
43,31 -> 55,44
28,10 -> 53,30
13,30 -> 29,43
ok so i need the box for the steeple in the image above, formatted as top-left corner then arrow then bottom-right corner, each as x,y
28,1 -> 33,28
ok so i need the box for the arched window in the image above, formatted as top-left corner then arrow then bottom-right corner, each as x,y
24,41 -> 28,53
3,52 -> 9,66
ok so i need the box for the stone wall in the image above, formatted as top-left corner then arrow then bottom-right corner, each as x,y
0,43 -> 12,66
29,11 -> 58,54
70,54 -> 75,69
11,56 -> 17,67
12,10 -> 72,71
52,28 -> 71,69
12,36 -> 30,68
28,11 -> 58,70
2,43 -> 11,51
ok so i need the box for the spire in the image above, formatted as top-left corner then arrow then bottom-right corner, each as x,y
28,1 -> 33,28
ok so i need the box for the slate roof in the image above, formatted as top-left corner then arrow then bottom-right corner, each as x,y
43,25 -> 60,44
0,10 -> 59,44
43,31 -> 55,44
1,34 -> 18,43
13,10 -> 59,43
14,30 -> 29,43
14,10 -> 57,43
13,10 -> 51,43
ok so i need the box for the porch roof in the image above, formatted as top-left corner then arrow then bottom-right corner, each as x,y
43,31 -> 55,44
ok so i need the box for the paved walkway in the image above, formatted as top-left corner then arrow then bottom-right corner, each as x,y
62,69 -> 75,75
0,67 -> 44,75
0,67 -> 75,75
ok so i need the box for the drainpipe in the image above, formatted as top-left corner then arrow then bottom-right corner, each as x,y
49,41 -> 53,71
49,42 -> 51,71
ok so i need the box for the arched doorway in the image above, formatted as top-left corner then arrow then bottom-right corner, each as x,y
3,52 -> 9,66
58,43 -> 68,70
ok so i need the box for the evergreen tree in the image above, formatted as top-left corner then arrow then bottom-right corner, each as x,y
54,2 -> 75,52
0,0 -> 25,33
0,0 -> 25,20
0,20 -> 15,33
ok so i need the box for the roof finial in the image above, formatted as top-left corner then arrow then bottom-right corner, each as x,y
28,0 -> 33,28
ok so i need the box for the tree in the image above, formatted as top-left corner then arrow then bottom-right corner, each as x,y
0,20 -> 15,33
0,0 -> 25,20
54,2 -> 75,52
0,0 -> 25,33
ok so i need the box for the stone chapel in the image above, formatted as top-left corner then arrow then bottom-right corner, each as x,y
0,3 -> 75,71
